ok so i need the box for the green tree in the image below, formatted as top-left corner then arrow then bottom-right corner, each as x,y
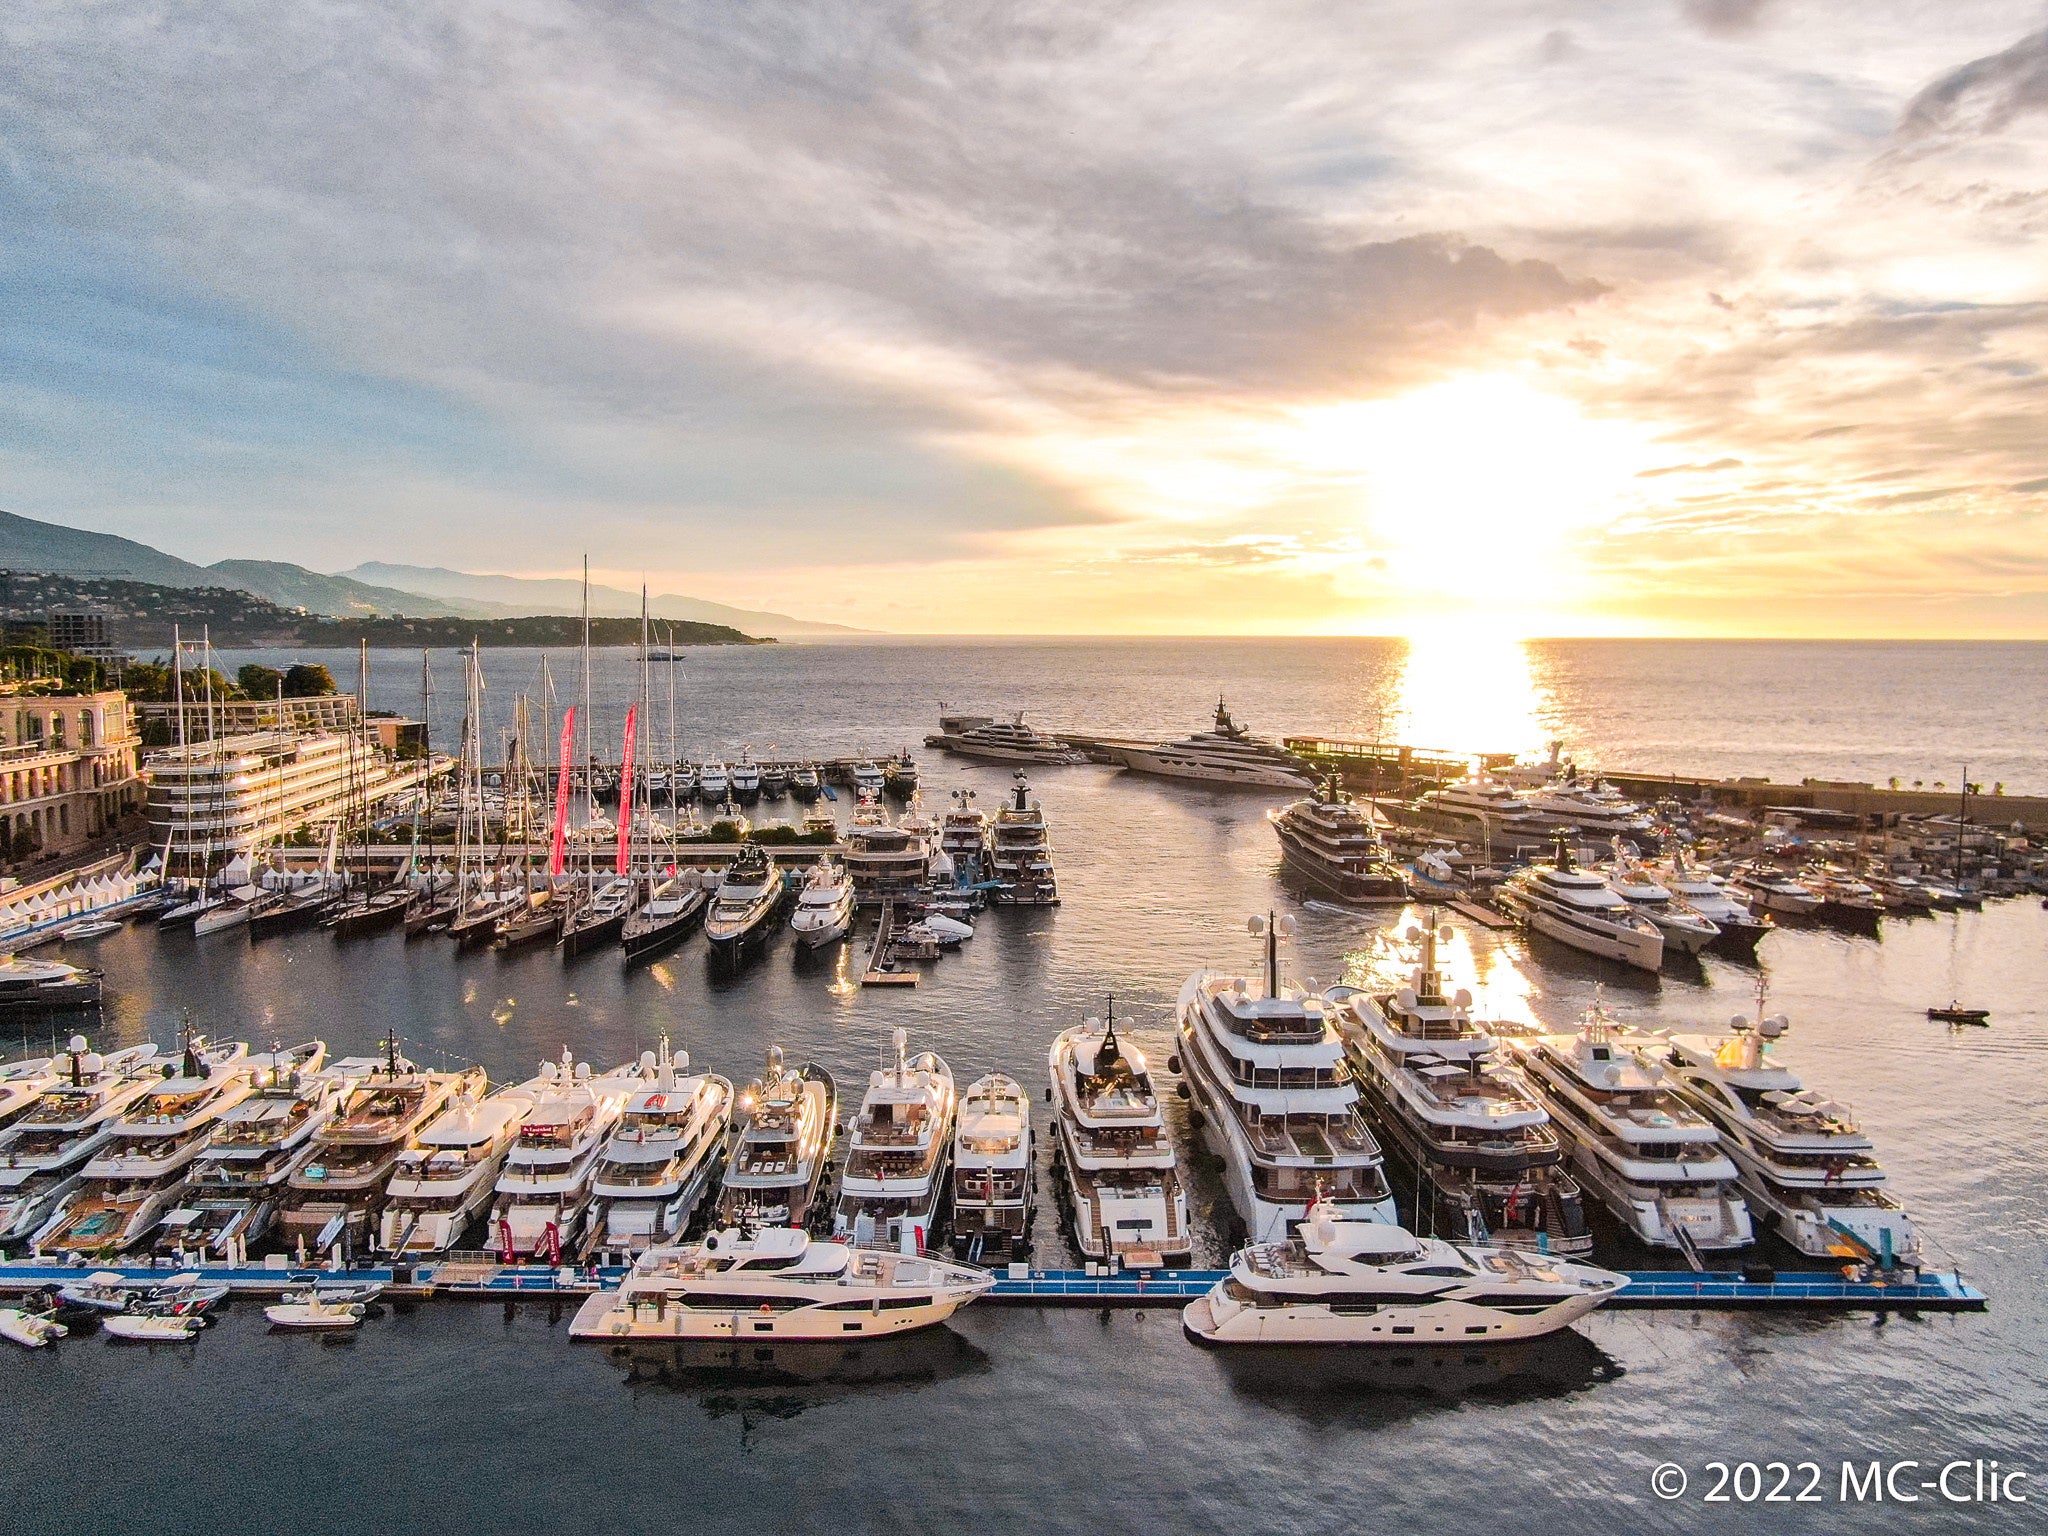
238,663 -> 284,698
283,663 -> 338,697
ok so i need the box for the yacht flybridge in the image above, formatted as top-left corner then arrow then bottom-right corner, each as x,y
835,1029 -> 955,1252
1660,991 -> 1918,1267
1118,700 -> 1318,791
1507,1004 -> 1752,1256
1048,1011 -> 1191,1267
1498,844 -> 1665,972
1183,1198 -> 1626,1347
570,1223 -> 993,1342
1326,923 -> 1589,1253
1271,776 -> 1410,905
717,1048 -> 837,1229
1176,916 -> 1394,1243
586,1039 -> 733,1256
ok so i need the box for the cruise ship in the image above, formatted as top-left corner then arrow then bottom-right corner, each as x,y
716,1048 -> 837,1229
586,1040 -> 733,1255
1507,1006 -> 1753,1256
835,1029 -> 955,1252
1270,777 -> 1410,905
487,1049 -> 637,1261
1048,1011 -> 1191,1266
990,772 -> 1059,905
926,711 -> 1089,766
0,1040 -> 162,1242
1176,917 -> 1395,1243
1326,924 -> 1589,1252
377,1078 -> 536,1255
1117,700 -> 1318,791
1497,846 -> 1665,972
1659,996 -> 1917,1267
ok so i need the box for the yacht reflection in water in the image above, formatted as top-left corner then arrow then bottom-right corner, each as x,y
603,1325 -> 992,1417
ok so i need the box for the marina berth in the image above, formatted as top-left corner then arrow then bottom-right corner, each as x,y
1658,997 -> 1918,1268
717,1048 -> 837,1230
1506,1006 -> 1753,1257
0,1041 -> 162,1242
1176,915 -> 1395,1243
486,1049 -> 638,1261
1270,777 -> 1410,905
1048,1012 -> 1192,1267
32,1038 -> 255,1258
835,1029 -> 955,1252
377,1079 -> 536,1255
1326,924 -> 1590,1254
1497,845 -> 1665,972
926,710 -> 1088,766
586,1040 -> 733,1256
990,772 -> 1059,905
949,1072 -> 1034,1263
1183,1198 -> 1627,1347
1117,700 -> 1318,791
787,857 -> 855,948
569,1222 -> 993,1342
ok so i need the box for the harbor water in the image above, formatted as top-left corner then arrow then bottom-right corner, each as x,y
4,637 -> 2045,1534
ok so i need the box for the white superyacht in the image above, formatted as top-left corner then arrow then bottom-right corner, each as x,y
1118,700 -> 1318,791
835,1029 -> 955,1252
949,1071 -> 1033,1263
1497,845 -> 1665,972
487,1048 -> 637,1260
586,1039 -> 734,1255
1048,1011 -> 1191,1266
0,1040 -> 162,1241
377,1078 -> 536,1255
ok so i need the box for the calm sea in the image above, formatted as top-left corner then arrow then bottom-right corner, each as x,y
4,638 -> 2043,1534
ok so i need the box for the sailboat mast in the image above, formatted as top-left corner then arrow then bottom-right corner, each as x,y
582,556 -> 593,882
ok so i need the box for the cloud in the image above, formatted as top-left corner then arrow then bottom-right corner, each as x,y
1896,27 -> 2048,144
1636,457 -> 1742,478
1680,1 -> 1775,36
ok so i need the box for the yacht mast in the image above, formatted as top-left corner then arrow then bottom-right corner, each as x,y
581,555 -> 593,885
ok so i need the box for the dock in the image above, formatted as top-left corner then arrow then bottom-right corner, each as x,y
0,1260 -> 1986,1313
860,898 -> 925,985
1448,897 -> 1514,930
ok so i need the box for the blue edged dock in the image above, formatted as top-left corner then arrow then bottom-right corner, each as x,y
0,1260 -> 1986,1312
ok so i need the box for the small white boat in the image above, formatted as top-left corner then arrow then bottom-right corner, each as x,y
265,1292 -> 369,1330
0,1306 -> 66,1347
57,919 -> 123,942
102,1311 -> 204,1342
57,1271 -> 137,1313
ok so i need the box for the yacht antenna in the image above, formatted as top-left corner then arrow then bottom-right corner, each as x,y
1265,909 -> 1279,998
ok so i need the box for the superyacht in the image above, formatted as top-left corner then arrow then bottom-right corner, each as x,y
990,772 -> 1059,905
1048,1010 -> 1191,1266
586,1039 -> 733,1255
0,1040 -> 162,1242
716,1048 -> 838,1229
1271,777 -> 1410,905
487,1049 -> 637,1261
1605,854 -> 1720,955
1118,700 -> 1318,791
1497,845 -> 1665,972
927,710 -> 1089,766
1654,852 -> 1772,954
704,844 -> 791,966
949,1071 -> 1033,1263
841,801 -> 932,906
835,1029 -> 955,1252
377,1078 -> 536,1255
788,857 -> 856,948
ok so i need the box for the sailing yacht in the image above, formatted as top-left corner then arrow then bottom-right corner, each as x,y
835,1030 -> 955,1252
949,1072 -> 1033,1263
561,875 -> 637,957
486,1049 -> 637,1261
788,857 -> 855,947
1497,845 -> 1665,972
377,1078 -> 536,1255
717,1048 -> 837,1228
621,873 -> 709,965
0,1041 -> 162,1241
1326,924 -> 1589,1252
990,772 -> 1059,905
1177,917 -> 1395,1242
1507,1005 -> 1753,1255
585,1040 -> 733,1255
1048,1011 -> 1191,1266
1184,1198 -> 1627,1347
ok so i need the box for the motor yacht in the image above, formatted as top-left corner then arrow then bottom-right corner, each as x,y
32,1038 -> 255,1258
377,1079 -> 536,1255
950,1072 -> 1033,1263
1506,1005 -> 1752,1256
1520,782 -> 1656,839
1328,924 -> 1588,1251
882,751 -> 919,798
1118,700 -> 1317,791
697,761 -> 729,803
570,1222 -> 993,1342
1183,1198 -> 1627,1347
0,955 -> 103,1020
788,857 -> 855,948
1497,846 -> 1665,972
585,1039 -> 733,1255
1605,856 -> 1720,955
1654,853 -> 1772,954
1801,869 -> 1885,928
990,772 -> 1059,905
849,759 -> 886,799
1660,994 -> 1918,1267
621,873 -> 709,965
717,1048 -> 837,1229
0,1055 -> 58,1134
789,762 -> 821,801
561,876 -> 638,957
487,1048 -> 637,1261
1176,916 -> 1394,1243
926,710 -> 1088,765
0,1040 -> 162,1241
729,750 -> 762,804
842,800 -> 932,906
1271,778 -> 1410,905
937,790 -> 995,889
277,1050 -> 486,1255
836,1029 -> 955,1252
153,1042 -> 339,1260
1048,1012 -> 1191,1266
1731,866 -> 1823,917
1401,781 -> 1562,849
704,845 -> 790,966
760,761 -> 790,798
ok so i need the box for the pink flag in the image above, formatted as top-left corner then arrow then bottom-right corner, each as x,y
615,706 -> 637,876
549,706 -> 576,878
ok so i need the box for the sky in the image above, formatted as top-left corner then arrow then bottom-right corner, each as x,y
3,1 -> 2047,637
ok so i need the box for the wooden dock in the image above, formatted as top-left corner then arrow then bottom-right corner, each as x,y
860,899 -> 921,985
1450,897 -> 1515,930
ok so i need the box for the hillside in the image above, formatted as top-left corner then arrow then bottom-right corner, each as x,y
341,563 -> 862,637
0,508 -> 222,587
207,559 -> 484,619
311,615 -> 766,647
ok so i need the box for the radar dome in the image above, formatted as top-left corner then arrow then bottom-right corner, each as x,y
1453,988 -> 1473,1009
1396,987 -> 1418,1011
67,1034 -> 87,1053
79,1053 -> 105,1074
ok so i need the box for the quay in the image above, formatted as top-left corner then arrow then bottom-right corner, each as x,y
0,1260 -> 1987,1314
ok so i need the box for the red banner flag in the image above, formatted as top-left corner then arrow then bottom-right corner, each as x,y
549,706 -> 576,878
615,705 -> 637,877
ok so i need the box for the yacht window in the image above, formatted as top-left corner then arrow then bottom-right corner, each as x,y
1404,1265 -> 1472,1278
733,1253 -> 804,1271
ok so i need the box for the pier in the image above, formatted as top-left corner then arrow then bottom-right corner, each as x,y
0,1259 -> 1986,1313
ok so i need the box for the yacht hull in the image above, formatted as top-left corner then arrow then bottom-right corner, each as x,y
1182,1289 -> 1610,1346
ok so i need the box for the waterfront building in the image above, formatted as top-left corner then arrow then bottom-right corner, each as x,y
0,686 -> 142,864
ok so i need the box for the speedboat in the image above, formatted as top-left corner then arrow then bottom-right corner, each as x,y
788,858 -> 855,948
1176,915 -> 1395,1243
717,1048 -> 837,1229
621,874 -> 709,965
835,1029 -> 954,1252
265,1290 -> 370,1330
0,1303 -> 66,1347
704,845 -> 789,966
1183,1199 -> 1627,1346
1497,845 -> 1664,972
103,1309 -> 205,1343
949,1072 -> 1033,1264
570,1223 -> 993,1342
486,1049 -> 637,1261
1048,1012 -> 1190,1267
585,1039 -> 733,1255
1118,700 -> 1318,791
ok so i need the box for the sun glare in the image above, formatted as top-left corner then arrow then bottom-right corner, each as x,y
1391,628 -> 1549,758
